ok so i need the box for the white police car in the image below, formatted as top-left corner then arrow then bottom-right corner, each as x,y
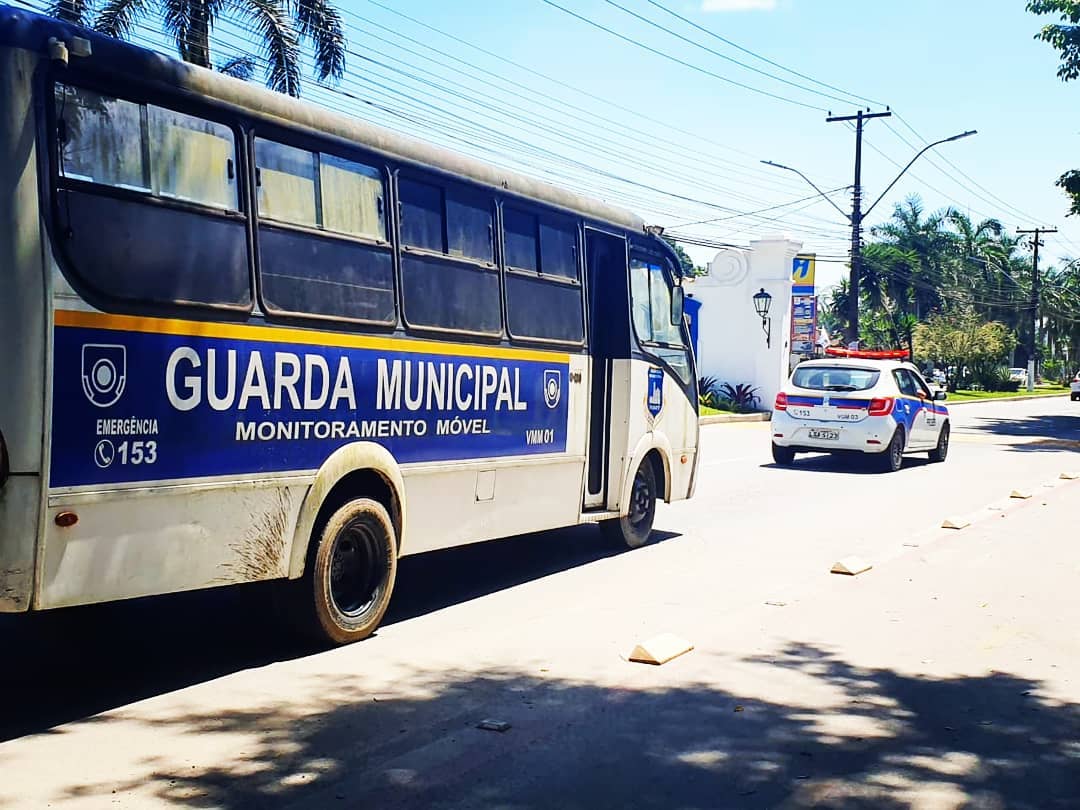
771,349 -> 950,472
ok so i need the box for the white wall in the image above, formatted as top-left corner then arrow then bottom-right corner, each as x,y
689,236 -> 803,412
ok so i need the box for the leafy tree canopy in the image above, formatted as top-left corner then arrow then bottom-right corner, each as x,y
663,237 -> 704,276
1027,1 -> 1080,216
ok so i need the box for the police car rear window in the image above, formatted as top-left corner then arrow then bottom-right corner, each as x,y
792,367 -> 879,391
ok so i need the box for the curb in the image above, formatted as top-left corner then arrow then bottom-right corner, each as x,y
699,412 -> 771,425
945,392 -> 1070,406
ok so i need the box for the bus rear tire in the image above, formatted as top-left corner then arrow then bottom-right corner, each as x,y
298,497 -> 398,645
601,458 -> 657,549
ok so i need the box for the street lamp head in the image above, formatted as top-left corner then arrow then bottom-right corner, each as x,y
945,129 -> 977,143
753,287 -> 772,319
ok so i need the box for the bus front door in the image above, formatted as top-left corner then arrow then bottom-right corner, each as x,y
583,229 -> 632,512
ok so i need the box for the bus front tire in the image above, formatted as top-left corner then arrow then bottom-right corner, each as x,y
601,459 -> 657,549
299,497 -> 398,645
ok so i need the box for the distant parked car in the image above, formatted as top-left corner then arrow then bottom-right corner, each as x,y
1071,372 -> 1080,402
1008,367 -> 1028,385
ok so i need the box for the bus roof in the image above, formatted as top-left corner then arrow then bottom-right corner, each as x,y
0,4 -> 648,233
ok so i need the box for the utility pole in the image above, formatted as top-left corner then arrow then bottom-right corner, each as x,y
763,126 -> 974,349
827,109 -> 892,346
1017,226 -> 1057,392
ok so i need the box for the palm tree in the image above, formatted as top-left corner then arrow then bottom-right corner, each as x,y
47,0 -> 345,97
945,209 -> 1003,265
871,196 -> 956,319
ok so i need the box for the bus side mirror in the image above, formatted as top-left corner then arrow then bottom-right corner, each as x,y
671,286 -> 684,326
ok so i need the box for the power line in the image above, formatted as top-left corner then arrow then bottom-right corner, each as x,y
892,112 -> 1048,226
356,0 -> 824,185
535,0 -> 829,112
642,0 -> 884,108
341,7 -> 822,197
600,0 -> 862,108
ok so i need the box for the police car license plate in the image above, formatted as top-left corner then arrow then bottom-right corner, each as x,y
808,428 -> 839,440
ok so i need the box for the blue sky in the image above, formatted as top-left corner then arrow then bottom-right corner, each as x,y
347,0 -> 1079,287
24,0 -> 1080,287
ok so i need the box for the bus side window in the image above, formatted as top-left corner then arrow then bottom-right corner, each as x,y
629,255 -> 691,383
147,105 -> 238,210
399,177 -> 445,253
399,175 -> 501,336
52,83 -> 249,310
55,85 -> 147,191
255,138 -> 318,227
504,206 -> 584,345
254,137 -> 395,326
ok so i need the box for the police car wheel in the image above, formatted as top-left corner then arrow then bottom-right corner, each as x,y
300,497 -> 398,645
928,422 -> 950,463
601,459 -> 657,549
771,443 -> 795,466
878,428 -> 905,473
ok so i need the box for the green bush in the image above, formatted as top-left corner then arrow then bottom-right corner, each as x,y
971,365 -> 1018,393
1043,359 -> 1065,384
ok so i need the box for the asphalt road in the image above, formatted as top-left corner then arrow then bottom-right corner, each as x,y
1,395 -> 1077,808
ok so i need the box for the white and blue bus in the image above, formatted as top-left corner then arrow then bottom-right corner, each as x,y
0,6 -> 699,644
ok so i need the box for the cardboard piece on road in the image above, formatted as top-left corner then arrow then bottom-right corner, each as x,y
1009,490 -> 1033,500
1060,471 -> 1080,480
830,557 -> 872,576
629,633 -> 694,665
941,517 -> 971,530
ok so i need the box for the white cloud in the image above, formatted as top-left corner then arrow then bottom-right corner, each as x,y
701,0 -> 777,11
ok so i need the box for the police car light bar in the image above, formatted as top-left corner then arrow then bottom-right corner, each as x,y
824,348 -> 910,360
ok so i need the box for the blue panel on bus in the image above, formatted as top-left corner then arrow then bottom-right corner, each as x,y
50,317 -> 570,487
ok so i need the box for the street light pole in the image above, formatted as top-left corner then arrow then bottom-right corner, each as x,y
764,125 -> 976,347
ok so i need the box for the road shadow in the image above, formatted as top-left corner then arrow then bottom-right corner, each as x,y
388,524 -> 679,624
959,413 -> 1080,452
13,642 -> 1076,809
0,523 -> 679,742
761,453 -> 931,475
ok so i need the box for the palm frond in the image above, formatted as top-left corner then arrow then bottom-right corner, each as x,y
162,0 -> 192,61
94,0 -> 153,38
231,0 -> 301,96
217,53 -> 256,81
290,0 -> 345,82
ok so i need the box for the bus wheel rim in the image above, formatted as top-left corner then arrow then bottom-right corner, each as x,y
329,520 -> 383,617
629,469 -> 651,525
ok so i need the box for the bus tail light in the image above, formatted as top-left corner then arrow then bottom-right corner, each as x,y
774,392 -> 788,411
868,397 -> 894,416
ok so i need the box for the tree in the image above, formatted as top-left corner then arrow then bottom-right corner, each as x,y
47,0 -> 345,97
914,309 -> 1017,391
871,196 -> 959,319
663,237 -> 703,276
1026,1 -> 1080,216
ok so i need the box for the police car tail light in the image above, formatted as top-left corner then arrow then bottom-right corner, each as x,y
774,392 -> 788,411
868,397 -> 894,416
